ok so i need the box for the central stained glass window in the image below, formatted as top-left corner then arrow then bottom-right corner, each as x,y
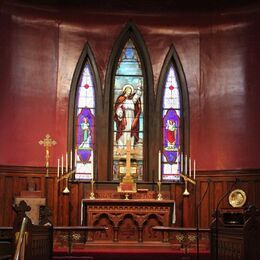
112,39 -> 144,181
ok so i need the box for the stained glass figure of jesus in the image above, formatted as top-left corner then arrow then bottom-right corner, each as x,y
114,82 -> 142,149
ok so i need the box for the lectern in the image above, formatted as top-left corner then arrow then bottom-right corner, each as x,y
211,205 -> 260,260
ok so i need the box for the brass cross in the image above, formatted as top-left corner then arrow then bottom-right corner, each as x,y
39,134 -> 57,171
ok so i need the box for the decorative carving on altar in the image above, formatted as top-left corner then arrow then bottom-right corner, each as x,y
86,190 -> 170,200
82,199 -> 175,243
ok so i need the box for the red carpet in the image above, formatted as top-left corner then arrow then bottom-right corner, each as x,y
53,248 -> 211,260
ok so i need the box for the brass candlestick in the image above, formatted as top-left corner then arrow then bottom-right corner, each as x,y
157,181 -> 163,200
89,179 -> 95,200
63,177 -> 70,194
39,134 -> 57,177
57,169 -> 75,194
180,173 -> 196,196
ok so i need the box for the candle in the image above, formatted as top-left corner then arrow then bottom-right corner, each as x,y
61,155 -> 64,175
194,160 -> 196,180
185,155 -> 187,175
74,148 -> 77,168
180,153 -> 183,173
189,157 -> 191,177
57,158 -> 60,178
66,152 -> 68,173
70,150 -> 72,170
158,150 -> 161,181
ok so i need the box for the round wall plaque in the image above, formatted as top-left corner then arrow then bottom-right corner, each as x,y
229,189 -> 247,208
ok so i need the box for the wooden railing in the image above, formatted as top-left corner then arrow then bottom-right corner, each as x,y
153,226 -> 210,255
54,226 -> 108,254
13,217 -> 28,260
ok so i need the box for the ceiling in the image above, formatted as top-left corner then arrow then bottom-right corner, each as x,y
2,0 -> 260,12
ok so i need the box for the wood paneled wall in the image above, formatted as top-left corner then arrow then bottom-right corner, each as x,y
1,166 -> 259,228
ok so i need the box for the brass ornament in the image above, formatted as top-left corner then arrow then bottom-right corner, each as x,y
229,189 -> 247,208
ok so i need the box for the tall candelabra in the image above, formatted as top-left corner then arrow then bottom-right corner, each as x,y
180,154 -> 196,196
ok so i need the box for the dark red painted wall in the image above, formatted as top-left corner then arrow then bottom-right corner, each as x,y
0,3 -> 259,170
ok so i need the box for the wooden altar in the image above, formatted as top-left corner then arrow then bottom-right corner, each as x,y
81,199 -> 175,243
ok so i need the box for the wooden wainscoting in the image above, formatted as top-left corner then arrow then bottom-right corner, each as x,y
0,165 -> 260,229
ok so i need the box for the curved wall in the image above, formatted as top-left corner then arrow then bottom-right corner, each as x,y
0,3 -> 259,171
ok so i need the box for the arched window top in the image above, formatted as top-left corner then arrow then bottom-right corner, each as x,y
116,39 -> 142,76
77,64 -> 95,109
163,65 -> 181,110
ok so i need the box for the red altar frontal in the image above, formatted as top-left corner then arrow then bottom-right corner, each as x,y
81,199 -> 175,243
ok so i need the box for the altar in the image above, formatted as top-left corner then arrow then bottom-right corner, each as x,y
81,199 -> 175,243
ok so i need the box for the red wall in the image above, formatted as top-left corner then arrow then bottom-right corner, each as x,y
0,3 -> 259,171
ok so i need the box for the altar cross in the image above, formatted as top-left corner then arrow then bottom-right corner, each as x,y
125,140 -> 132,177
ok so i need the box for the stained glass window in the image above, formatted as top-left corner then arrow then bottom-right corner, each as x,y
112,39 -> 144,181
75,63 -> 95,180
162,65 -> 181,181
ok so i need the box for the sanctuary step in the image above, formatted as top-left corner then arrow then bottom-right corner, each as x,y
53,247 -> 210,260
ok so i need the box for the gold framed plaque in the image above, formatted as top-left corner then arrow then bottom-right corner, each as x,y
229,189 -> 247,208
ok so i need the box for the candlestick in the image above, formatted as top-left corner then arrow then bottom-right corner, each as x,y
157,181 -> 163,200
185,155 -> 187,175
57,158 -> 60,178
63,177 -> 70,194
194,160 -> 196,180
183,178 -> 190,196
189,157 -> 191,177
89,179 -> 95,200
61,155 -> 64,175
158,150 -> 161,181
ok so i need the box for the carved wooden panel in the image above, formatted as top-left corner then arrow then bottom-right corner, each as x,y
82,199 -> 175,243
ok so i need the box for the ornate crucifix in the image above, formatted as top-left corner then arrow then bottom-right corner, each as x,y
39,134 -> 57,176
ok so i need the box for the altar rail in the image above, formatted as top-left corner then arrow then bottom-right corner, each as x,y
153,226 -> 210,253
54,226 -> 108,254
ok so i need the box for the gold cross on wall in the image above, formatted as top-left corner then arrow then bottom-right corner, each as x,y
39,134 -> 57,170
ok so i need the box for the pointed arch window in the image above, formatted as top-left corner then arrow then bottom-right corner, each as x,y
74,63 -> 95,180
161,64 -> 182,181
112,39 -> 144,181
